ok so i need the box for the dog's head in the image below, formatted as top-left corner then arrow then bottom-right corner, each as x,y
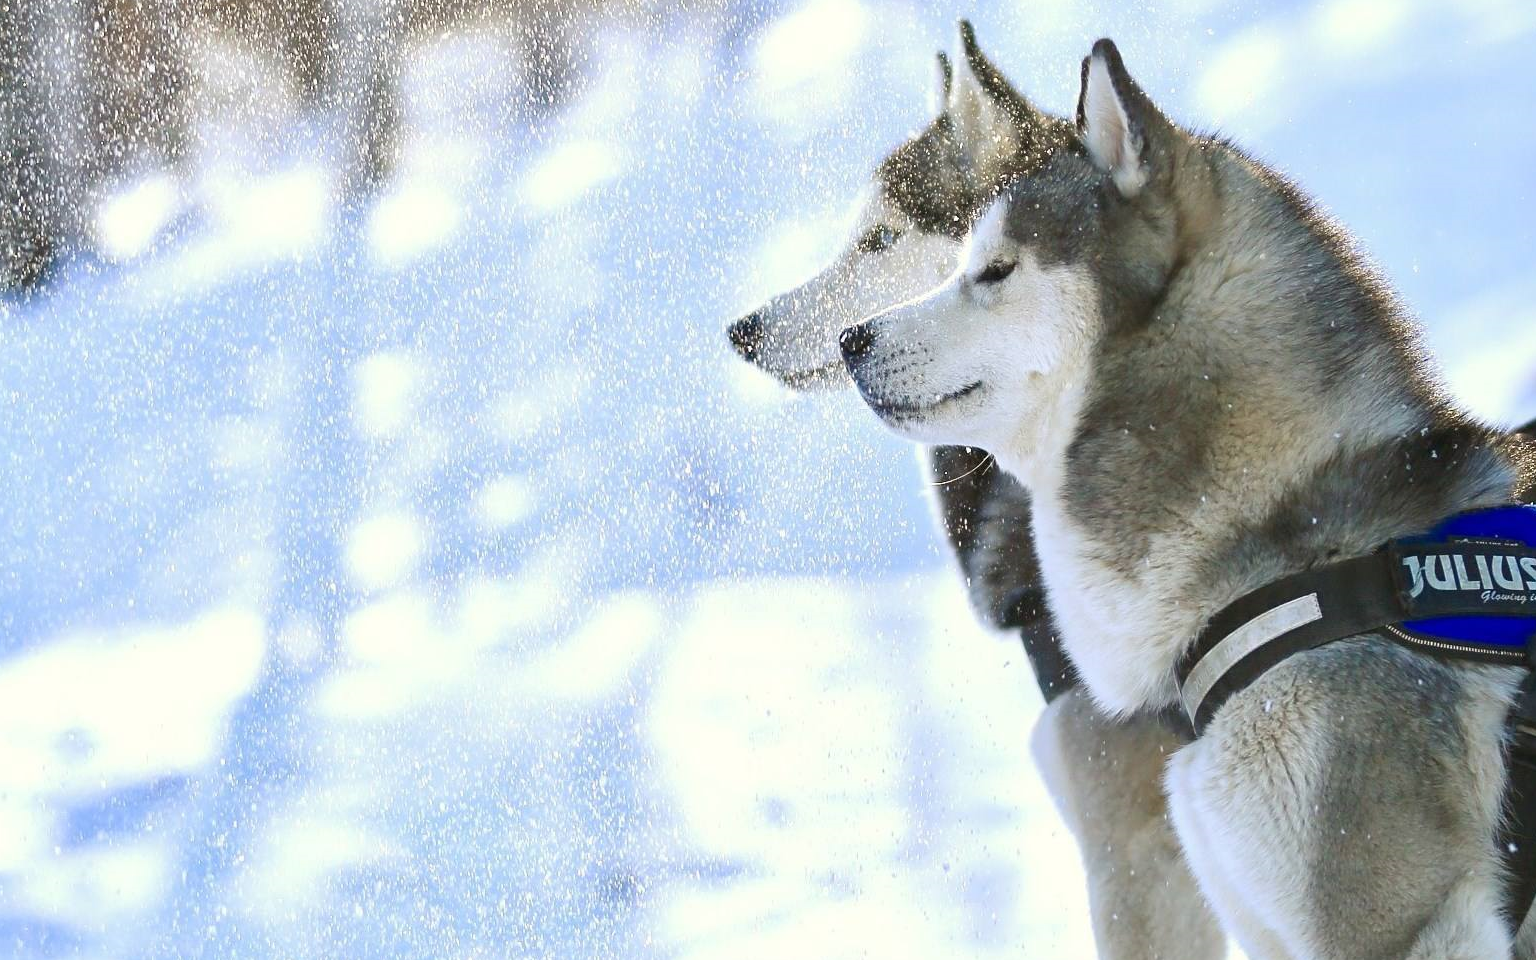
842,39 -> 1188,471
726,22 -> 1072,391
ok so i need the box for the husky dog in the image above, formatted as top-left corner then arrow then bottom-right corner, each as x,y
728,25 -> 1225,960
844,37 -> 1536,958
727,27 -> 1056,392
727,24 -> 1070,644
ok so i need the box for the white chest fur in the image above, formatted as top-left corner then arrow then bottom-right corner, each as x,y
996,380 -> 1197,714
1027,482 -> 1191,714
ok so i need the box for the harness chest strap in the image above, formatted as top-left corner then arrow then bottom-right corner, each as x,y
1177,541 -> 1536,734
1179,426 -> 1536,726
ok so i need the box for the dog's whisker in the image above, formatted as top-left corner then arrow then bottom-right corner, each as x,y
929,451 -> 994,486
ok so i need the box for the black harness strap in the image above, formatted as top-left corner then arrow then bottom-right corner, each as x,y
1177,544 -> 1536,732
1176,554 -> 1409,732
1504,673 -> 1536,931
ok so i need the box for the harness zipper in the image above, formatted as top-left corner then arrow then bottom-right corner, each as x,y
1383,623 -> 1526,662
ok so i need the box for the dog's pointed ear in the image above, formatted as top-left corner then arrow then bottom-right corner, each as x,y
929,51 -> 953,117
945,20 -> 1029,180
1077,39 -> 1172,197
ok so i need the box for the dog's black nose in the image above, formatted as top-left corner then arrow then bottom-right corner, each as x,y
839,323 -> 875,364
727,312 -> 764,360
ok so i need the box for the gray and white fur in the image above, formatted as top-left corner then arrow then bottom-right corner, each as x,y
729,24 -> 1223,959
845,37 -> 1536,958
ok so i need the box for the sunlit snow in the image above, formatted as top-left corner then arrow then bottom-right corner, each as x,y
95,175 -> 183,263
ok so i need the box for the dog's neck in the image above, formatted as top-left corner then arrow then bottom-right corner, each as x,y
1011,143 -> 1521,714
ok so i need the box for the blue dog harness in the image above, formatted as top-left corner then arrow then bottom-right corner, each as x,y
1176,503 -> 1536,928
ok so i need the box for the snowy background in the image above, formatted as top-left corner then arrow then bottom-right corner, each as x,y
4,0 -> 1536,957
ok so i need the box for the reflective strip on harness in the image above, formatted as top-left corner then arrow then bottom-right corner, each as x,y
1180,594 -> 1321,723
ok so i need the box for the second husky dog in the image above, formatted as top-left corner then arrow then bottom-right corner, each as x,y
845,38 -> 1536,958
729,25 -> 1224,959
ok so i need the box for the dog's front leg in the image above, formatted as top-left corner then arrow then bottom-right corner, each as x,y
1031,686 -> 1225,960
1166,647 -> 1515,960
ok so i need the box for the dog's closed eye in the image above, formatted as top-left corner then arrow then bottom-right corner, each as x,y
857,225 -> 903,254
974,259 -> 1017,285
